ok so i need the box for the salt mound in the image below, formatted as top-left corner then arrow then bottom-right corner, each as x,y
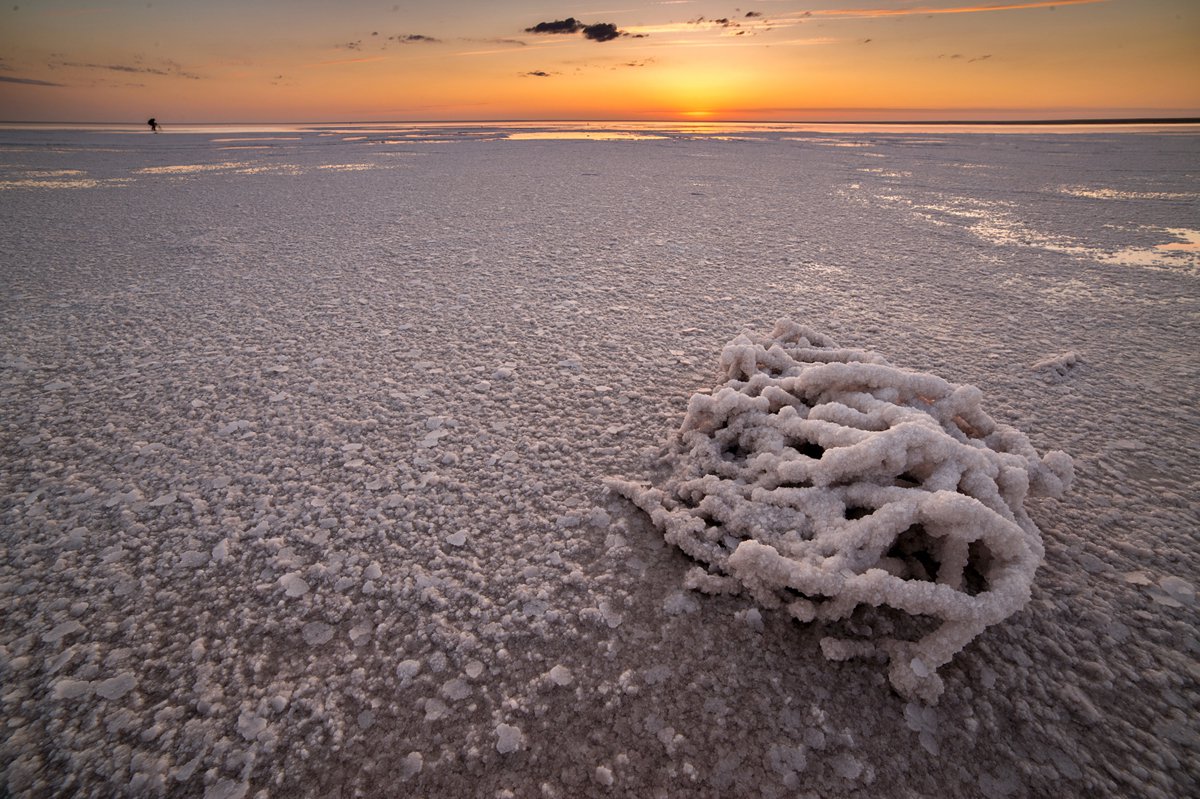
609,320 -> 1072,702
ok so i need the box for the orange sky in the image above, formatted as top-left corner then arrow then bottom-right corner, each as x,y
1,1 -> 1197,122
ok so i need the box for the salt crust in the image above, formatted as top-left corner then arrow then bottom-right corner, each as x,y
610,320 -> 1073,702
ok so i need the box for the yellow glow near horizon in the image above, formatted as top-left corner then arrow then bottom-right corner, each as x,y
0,1 -> 1197,122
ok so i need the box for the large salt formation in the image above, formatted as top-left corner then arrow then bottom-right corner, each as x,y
610,320 -> 1072,703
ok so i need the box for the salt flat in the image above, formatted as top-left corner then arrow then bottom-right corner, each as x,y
1,124 -> 1197,798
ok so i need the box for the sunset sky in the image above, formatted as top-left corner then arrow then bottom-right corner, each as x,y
1,0 -> 1197,122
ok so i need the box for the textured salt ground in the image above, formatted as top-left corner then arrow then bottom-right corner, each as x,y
1,128 -> 1198,798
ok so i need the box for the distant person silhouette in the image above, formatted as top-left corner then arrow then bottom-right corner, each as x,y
147,118 -> 160,133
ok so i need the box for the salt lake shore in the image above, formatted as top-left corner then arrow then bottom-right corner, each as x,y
1,124 -> 1197,798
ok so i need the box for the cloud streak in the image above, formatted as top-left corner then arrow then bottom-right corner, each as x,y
0,75 -> 65,87
791,0 -> 1107,20
54,61 -> 201,79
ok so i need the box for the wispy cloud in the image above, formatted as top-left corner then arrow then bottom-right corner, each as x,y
390,34 -> 441,44
53,61 -> 201,79
304,55 -> 390,67
789,0 -> 1106,20
0,75 -> 65,87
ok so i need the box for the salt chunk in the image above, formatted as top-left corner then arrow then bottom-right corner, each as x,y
211,539 -> 230,562
179,550 -> 209,568
446,531 -> 467,547
95,673 -> 136,700
349,621 -> 374,646
548,665 -> 574,686
280,573 -> 310,597
364,562 -> 382,580
397,659 -> 421,682
662,592 -> 699,615
911,658 -> 930,678
357,710 -> 374,729
52,679 -> 93,700
465,660 -> 484,679
43,620 -> 84,643
237,712 -> 267,741
833,754 -> 863,780
175,754 -> 202,781
399,751 -> 423,781
1157,575 -> 1195,606
424,697 -> 448,721
495,723 -> 525,754
302,622 -> 334,646
739,607 -> 764,631
441,678 -> 471,701
149,492 -> 177,507
594,765 -> 614,786
204,779 -> 249,799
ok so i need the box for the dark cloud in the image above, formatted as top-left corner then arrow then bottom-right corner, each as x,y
395,33 -> 440,43
745,11 -> 762,18
525,18 -> 584,35
523,70 -> 552,77
0,74 -> 64,86
689,16 -> 740,28
339,40 -> 362,50
969,54 -> 992,63
582,22 -> 620,42
525,17 -> 638,42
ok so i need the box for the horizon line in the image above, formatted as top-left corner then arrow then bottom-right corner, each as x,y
3,116 -> 1199,127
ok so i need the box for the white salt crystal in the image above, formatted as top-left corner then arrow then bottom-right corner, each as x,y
495,723 -> 525,754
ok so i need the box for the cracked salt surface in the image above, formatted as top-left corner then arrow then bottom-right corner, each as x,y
1,126 -> 1198,798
